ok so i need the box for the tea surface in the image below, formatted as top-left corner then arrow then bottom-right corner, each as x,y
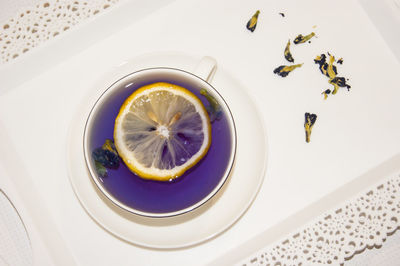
89,78 -> 233,214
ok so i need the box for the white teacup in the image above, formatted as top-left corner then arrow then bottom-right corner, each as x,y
83,57 -> 237,217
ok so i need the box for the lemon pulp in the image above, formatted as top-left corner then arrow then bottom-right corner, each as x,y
114,82 -> 211,181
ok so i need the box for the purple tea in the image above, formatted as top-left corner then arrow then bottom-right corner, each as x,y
88,75 -> 234,214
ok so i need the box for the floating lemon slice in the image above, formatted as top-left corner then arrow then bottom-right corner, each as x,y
114,82 -> 211,181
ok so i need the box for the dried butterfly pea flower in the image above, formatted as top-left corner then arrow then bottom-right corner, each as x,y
200,88 -> 222,122
279,12 -> 285,17
321,89 -> 331,100
92,139 -> 120,177
314,54 -> 328,77
102,139 -> 118,155
304,113 -> 317,143
326,54 -> 338,79
337,58 -> 344,64
92,147 -> 120,169
284,39 -> 294,63
95,161 -> 107,178
294,32 -> 316,44
273,63 -> 303,77
329,77 -> 351,94
314,53 -> 350,95
314,54 -> 337,78
246,10 -> 260,32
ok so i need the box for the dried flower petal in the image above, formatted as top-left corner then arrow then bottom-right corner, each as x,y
92,139 -> 120,177
200,88 -> 222,122
246,10 -> 260,32
294,32 -> 316,44
284,39 -> 294,63
273,64 -> 303,77
95,161 -> 107,178
304,113 -> 317,143
329,77 -> 351,94
92,148 -> 120,169
314,53 -> 350,95
321,89 -> 331,100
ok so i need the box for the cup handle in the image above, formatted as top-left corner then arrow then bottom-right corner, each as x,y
193,56 -> 218,83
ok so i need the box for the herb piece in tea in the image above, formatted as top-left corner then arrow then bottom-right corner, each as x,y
279,12 -> 285,17
92,139 -> 120,177
200,88 -> 222,122
284,39 -> 294,63
337,58 -> 343,64
246,10 -> 260,32
294,32 -> 316,44
304,113 -> 317,143
273,63 -> 303,77
95,161 -> 107,178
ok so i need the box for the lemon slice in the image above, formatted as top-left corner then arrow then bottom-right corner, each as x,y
114,82 -> 211,181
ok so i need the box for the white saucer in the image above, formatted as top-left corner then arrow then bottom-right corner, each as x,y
66,52 -> 267,249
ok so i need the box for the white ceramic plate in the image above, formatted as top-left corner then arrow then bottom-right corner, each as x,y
67,52 -> 267,249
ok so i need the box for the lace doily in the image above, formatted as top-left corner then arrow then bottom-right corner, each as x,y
0,0 -> 120,64
240,173 -> 400,265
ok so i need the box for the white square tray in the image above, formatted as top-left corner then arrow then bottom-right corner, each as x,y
0,0 -> 399,265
